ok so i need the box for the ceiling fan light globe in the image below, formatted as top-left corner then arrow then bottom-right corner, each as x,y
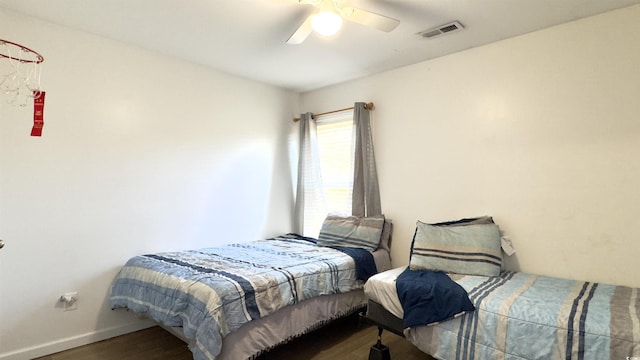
311,11 -> 343,36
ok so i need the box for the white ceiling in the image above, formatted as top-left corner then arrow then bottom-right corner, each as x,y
2,0 -> 639,92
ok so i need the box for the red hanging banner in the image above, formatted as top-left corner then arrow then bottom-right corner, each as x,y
31,91 -> 45,137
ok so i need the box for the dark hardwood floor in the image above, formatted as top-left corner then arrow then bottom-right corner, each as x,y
33,316 -> 431,360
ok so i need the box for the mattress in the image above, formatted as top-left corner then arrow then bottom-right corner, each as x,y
364,267 -> 640,359
363,266 -> 405,319
111,234 -> 391,360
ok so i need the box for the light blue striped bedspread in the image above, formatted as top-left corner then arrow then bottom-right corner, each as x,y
110,235 -> 364,360
407,271 -> 640,359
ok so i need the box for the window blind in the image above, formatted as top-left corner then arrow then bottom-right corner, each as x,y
316,111 -> 354,217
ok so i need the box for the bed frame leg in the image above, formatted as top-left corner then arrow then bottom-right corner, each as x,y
368,326 -> 391,360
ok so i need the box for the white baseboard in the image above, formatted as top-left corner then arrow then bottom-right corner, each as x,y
0,320 -> 155,360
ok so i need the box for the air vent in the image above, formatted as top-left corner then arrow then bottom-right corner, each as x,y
418,21 -> 464,39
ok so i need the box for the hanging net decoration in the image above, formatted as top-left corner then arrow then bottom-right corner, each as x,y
0,39 -> 45,107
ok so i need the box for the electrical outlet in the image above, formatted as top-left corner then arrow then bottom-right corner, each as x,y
60,291 -> 78,311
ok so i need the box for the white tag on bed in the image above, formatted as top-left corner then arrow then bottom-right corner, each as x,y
501,236 -> 516,256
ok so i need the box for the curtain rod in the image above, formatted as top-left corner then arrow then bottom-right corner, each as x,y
293,102 -> 374,122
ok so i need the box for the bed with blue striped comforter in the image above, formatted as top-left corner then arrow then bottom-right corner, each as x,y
110,234 -> 369,360
404,271 -> 640,359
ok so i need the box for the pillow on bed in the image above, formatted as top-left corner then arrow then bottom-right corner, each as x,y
409,221 -> 502,276
317,214 -> 385,252
409,216 -> 495,254
432,215 -> 494,227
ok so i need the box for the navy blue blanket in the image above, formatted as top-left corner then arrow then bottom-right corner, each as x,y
333,246 -> 377,281
278,233 -> 377,281
396,268 -> 475,329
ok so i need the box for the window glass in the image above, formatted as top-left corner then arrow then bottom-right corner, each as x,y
316,111 -> 354,216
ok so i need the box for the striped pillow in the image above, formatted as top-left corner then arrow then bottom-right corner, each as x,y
317,215 -> 385,252
409,221 -> 502,276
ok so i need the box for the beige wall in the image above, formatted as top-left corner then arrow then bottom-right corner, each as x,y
2,4 -> 640,360
301,5 -> 640,288
0,10 -> 297,359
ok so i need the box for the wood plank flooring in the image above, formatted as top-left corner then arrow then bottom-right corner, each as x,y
34,316 -> 431,360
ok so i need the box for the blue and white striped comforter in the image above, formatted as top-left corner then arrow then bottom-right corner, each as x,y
405,271 -> 640,359
110,235 -> 366,360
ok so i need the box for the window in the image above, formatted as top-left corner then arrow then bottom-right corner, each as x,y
300,110 -> 354,237
297,103 -> 379,238
316,111 -> 354,216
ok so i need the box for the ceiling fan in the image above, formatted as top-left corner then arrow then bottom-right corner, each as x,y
286,0 -> 400,45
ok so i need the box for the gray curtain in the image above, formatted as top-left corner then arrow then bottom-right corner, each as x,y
294,113 -> 326,236
352,102 -> 382,217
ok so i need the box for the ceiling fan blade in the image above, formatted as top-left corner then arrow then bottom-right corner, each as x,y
341,7 -> 400,32
286,15 -> 313,44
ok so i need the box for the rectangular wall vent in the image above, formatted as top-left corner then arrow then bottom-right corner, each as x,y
418,21 -> 464,39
